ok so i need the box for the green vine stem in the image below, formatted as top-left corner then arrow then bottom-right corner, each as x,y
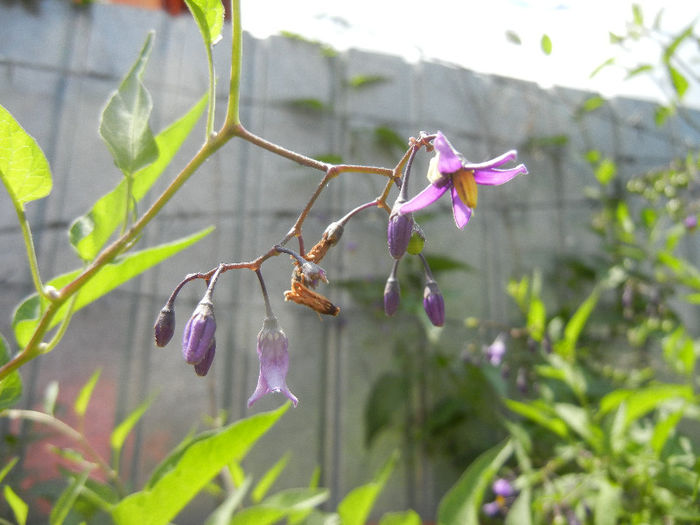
13,201 -> 45,300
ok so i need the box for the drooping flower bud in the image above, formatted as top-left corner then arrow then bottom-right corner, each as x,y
423,280 -> 445,327
248,316 -> 299,408
492,478 -> 514,498
484,334 -> 506,366
387,197 -> 414,259
406,222 -> 426,255
383,276 -> 400,316
154,304 -> 175,347
323,221 -> 344,246
194,339 -> 216,377
300,260 -> 328,289
182,298 -> 216,365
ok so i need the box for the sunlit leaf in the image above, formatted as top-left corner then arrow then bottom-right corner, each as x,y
99,32 -> 158,176
0,458 -> 18,484
0,104 -> 52,206
504,399 -> 569,438
13,227 -> 213,348
184,0 -> 224,47
346,75 -> 390,89
437,440 -> 513,525
595,158 -> 616,185
251,452 -> 290,503
631,4 -> 643,26
540,34 -> 552,55
589,57 -> 615,78
625,64 -> 653,79
593,478 -> 621,525
230,488 -> 328,525
667,65 -> 689,98
379,510 -> 422,525
74,368 -> 102,417
70,95 -> 207,261
110,395 -> 154,457
599,384 -> 693,428
338,451 -> 398,525
50,469 -> 90,525
505,30 -> 521,45
4,485 -> 27,525
554,285 -> 600,360
504,487 -> 532,525
204,478 -> 252,525
112,404 -> 289,525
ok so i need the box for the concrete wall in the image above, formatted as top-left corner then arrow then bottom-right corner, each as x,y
1,1 -> 699,521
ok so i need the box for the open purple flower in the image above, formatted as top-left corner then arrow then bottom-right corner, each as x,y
248,316 -> 299,408
400,131 -> 527,228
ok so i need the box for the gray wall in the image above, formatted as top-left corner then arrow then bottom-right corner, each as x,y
1,1 -> 699,521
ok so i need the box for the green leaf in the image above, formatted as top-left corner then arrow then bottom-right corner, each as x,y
662,327 -> 695,376
43,380 -> 59,416
111,404 -> 289,525
504,399 -> 569,438
504,487 -> 532,525
204,478 -> 252,525
651,409 -> 684,456
337,451 -> 398,525
374,126 -> 406,153
99,32 -> 158,176
526,297 -> 546,341
599,384 -> 693,429
667,65 -> 689,98
540,34 -> 552,55
251,452 -> 290,503
3,485 -> 27,525
230,488 -> 328,525
0,458 -> 18,484
631,3 -> 643,26
379,510 -> 422,525
554,285 -> 600,360
13,226 -> 213,348
346,75 -> 390,89
437,440 -> 513,525
0,104 -> 52,206
505,30 -> 521,45
595,158 -> 616,185
70,95 -> 207,261
593,478 -> 621,525
663,25 -> 694,64
50,469 -> 90,525
110,395 -> 154,457
554,403 -> 602,451
626,64 -> 653,79
74,368 -> 102,417
589,57 -> 615,78
184,0 -> 224,47
0,334 -> 22,411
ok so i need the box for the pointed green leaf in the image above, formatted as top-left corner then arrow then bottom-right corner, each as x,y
204,478 -> 252,525
554,285 -> 600,359
437,440 -> 513,525
0,334 -> 22,411
4,485 -> 27,525
251,451 -> 290,503
595,158 -> 616,185
593,478 -> 621,525
230,488 -> 328,525
49,469 -> 90,525
651,409 -> 684,456
111,404 -> 289,525
74,368 -> 102,417
504,399 -> 569,438
0,458 -> 19,484
504,487 -> 532,525
599,384 -> 693,428
110,395 -> 154,456
0,104 -> 52,206
70,95 -> 207,261
338,451 -> 398,525
13,226 -> 213,348
184,0 -> 224,47
667,65 -> 689,98
99,32 -> 158,176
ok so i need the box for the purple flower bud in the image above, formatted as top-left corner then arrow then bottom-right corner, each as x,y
388,196 -> 414,259
482,500 -> 501,517
248,317 -> 299,408
182,299 -> 216,365
383,276 -> 400,316
323,221 -> 344,246
684,214 -> 697,230
154,305 -> 175,347
492,478 -> 514,497
485,334 -> 507,366
301,261 -> 328,288
423,280 -> 445,326
194,339 -> 216,376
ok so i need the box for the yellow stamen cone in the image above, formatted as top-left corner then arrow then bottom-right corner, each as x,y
453,169 -> 478,209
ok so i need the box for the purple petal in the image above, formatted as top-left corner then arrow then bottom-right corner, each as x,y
450,186 -> 472,229
473,164 -> 528,186
400,183 -> 449,214
463,150 -> 519,170
433,132 -> 463,173
248,318 -> 298,408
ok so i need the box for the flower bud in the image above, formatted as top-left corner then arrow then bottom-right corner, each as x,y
387,211 -> 414,259
684,214 -> 697,230
248,317 -> 298,407
323,221 -> 344,246
492,478 -> 514,497
182,299 -> 216,365
154,305 -> 175,347
423,280 -> 445,326
194,339 -> 216,377
406,223 -> 426,255
484,334 -> 506,366
383,276 -> 400,316
300,261 -> 328,288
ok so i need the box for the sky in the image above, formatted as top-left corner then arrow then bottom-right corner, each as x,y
241,0 -> 699,107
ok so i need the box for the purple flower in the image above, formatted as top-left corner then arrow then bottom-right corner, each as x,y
182,299 -> 216,365
485,334 -> 507,366
684,214 -> 697,230
194,339 -> 216,376
248,316 -> 299,408
387,198 -> 414,259
482,500 -> 502,517
400,131 -> 527,228
492,478 -> 514,497
154,305 -> 175,347
423,280 -> 445,327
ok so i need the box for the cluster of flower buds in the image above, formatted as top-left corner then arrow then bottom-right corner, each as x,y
482,478 -> 516,517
